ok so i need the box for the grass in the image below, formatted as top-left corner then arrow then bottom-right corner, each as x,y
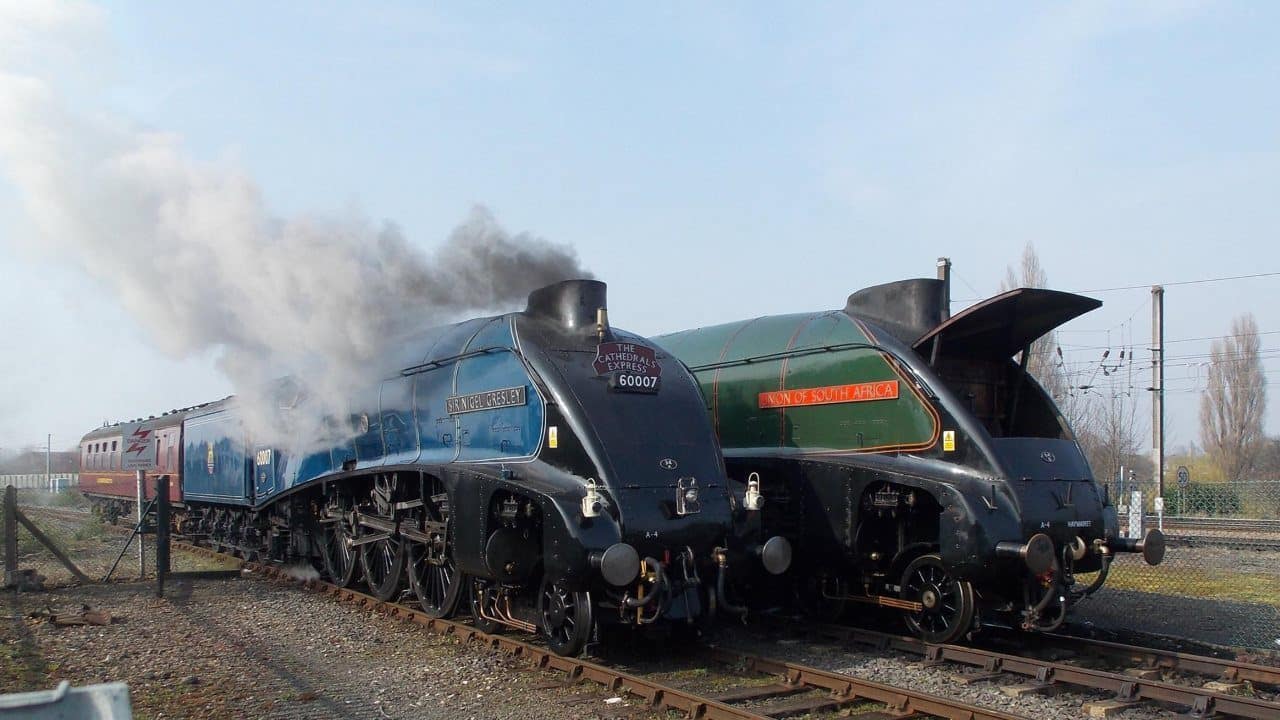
49,492 -> 87,509
0,622 -> 50,693
175,552 -> 242,573
73,522 -> 108,542
12,490 -> 87,510
1083,565 -> 1280,606
16,525 -> 72,558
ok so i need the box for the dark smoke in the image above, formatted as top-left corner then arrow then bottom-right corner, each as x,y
0,5 -> 592,446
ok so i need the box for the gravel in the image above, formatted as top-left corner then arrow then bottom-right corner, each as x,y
0,500 -> 671,718
6,498 -> 1275,720
717,629 -> 1188,720
2,575 -> 670,720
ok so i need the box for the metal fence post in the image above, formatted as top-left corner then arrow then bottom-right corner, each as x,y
3,485 -> 16,588
155,475 -> 170,598
135,470 -> 145,578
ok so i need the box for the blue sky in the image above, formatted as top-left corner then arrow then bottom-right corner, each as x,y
1,1 -> 1277,465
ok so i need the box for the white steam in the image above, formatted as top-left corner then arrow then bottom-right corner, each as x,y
0,3 -> 590,447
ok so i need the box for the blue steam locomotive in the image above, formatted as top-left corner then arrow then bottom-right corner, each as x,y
82,280 -> 790,656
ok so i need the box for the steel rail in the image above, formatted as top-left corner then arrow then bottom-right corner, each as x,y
1148,516 -> 1280,532
1038,632 -> 1280,689
170,540 -> 1025,720
19,505 -> 1280,717
701,646 -> 1023,720
1167,535 -> 1280,550
803,623 -> 1280,719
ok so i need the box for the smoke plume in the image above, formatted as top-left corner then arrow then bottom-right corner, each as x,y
0,3 -> 591,446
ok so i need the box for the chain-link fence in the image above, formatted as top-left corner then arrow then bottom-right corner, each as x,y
1072,474 -> 1280,650
2,486 -> 236,591
7,482 -> 1280,652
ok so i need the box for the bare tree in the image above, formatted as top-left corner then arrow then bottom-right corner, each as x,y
998,243 -> 1070,404
1078,389 -> 1147,484
1001,243 -> 1084,430
1200,313 -> 1267,482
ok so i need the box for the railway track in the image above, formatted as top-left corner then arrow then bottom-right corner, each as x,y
173,540 -> 1023,720
19,503 -> 1280,718
799,621 -> 1280,719
1149,517 -> 1280,533
1134,516 -> 1280,550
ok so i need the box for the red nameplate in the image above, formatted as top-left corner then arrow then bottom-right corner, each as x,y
759,380 -> 899,409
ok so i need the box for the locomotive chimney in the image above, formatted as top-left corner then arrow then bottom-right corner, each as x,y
844,278 -> 947,344
525,279 -> 608,329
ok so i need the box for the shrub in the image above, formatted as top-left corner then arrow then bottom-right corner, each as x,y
1163,481 -> 1242,516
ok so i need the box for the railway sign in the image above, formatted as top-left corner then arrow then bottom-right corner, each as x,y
121,422 -> 158,471
1177,465 -> 1190,488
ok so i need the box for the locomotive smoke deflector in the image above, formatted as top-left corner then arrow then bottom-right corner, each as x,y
910,286 -> 1102,361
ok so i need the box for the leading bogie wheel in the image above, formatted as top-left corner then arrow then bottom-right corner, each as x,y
899,553 -> 976,644
538,577 -> 593,657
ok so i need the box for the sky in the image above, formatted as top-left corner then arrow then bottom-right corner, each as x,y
1,1 -> 1277,468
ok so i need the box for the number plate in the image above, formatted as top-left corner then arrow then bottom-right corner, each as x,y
610,372 -> 660,394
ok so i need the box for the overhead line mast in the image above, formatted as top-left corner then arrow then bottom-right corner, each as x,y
1151,285 -> 1165,498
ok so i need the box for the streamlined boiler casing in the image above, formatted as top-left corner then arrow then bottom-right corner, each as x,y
657,279 -> 1162,643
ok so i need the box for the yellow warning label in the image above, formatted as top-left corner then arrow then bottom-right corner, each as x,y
943,430 -> 956,452
96,478 -> 113,484
548,426 -> 559,449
